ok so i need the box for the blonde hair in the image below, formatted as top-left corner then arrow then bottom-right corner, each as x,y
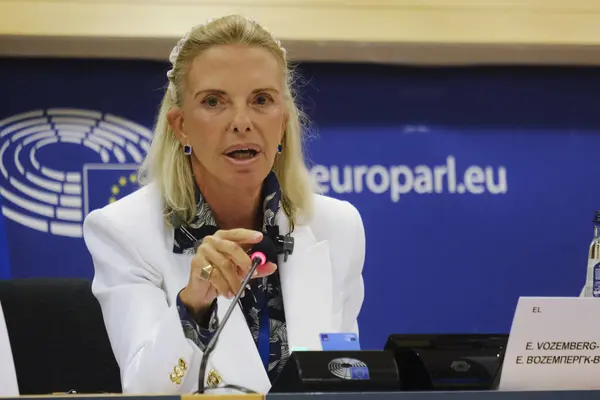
139,15 -> 313,230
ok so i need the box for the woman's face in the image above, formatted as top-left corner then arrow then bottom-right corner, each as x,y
169,44 -> 287,192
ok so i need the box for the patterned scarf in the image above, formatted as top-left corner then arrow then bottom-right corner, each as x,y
173,171 -> 280,255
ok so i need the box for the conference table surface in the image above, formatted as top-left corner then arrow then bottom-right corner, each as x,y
5,391 -> 600,400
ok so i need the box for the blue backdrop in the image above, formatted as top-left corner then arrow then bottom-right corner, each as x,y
0,194 -> 10,279
1,57 -> 600,350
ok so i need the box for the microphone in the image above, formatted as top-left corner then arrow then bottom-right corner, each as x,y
196,235 -> 277,394
265,225 -> 294,261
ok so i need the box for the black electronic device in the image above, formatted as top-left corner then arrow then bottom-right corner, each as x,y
265,225 -> 294,261
270,350 -> 401,393
384,333 -> 509,391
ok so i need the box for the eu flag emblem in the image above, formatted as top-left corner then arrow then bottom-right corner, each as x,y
83,163 -> 141,216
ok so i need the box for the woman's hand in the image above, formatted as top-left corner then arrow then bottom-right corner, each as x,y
179,229 -> 277,315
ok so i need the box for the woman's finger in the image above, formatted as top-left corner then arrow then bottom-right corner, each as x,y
202,244 -> 243,295
253,262 -> 277,279
208,267 -> 235,299
214,229 -> 263,244
205,236 -> 252,271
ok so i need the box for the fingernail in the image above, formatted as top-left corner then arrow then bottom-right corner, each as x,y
253,232 -> 263,240
252,271 -> 258,278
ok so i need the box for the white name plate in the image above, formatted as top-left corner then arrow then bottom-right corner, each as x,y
499,297 -> 600,391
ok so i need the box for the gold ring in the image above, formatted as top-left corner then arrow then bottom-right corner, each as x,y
200,264 -> 214,282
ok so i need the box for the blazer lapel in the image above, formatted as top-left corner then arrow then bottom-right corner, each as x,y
209,297 -> 271,392
277,213 -> 334,351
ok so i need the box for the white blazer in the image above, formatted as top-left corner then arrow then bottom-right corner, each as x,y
83,182 -> 366,394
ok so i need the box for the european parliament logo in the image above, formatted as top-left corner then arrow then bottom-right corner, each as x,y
0,108 -> 152,238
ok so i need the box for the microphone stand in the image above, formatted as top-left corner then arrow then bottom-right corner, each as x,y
195,255 -> 266,394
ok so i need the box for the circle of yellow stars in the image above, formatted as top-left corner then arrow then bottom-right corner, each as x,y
108,173 -> 138,204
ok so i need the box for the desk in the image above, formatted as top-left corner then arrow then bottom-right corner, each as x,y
267,392 -> 600,400
5,392 -> 600,400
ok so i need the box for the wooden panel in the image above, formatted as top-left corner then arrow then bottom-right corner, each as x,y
1,0 -> 600,64
181,395 -> 263,400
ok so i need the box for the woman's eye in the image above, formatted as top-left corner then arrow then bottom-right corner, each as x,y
255,94 -> 273,105
203,96 -> 221,107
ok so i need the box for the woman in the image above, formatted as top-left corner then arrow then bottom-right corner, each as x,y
83,15 -> 365,394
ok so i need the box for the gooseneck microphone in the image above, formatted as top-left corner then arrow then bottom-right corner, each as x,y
196,236 -> 277,394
